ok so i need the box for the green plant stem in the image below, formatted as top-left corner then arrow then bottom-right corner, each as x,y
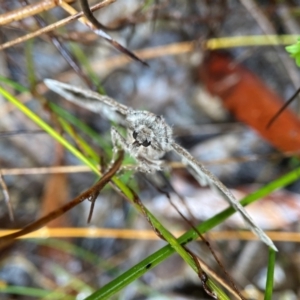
0,86 -> 229,299
86,164 -> 300,299
265,249 -> 276,300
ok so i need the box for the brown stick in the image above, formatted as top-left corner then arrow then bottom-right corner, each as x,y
0,0 -> 61,26
0,172 -> 14,222
0,0 -> 116,50
0,150 -> 124,249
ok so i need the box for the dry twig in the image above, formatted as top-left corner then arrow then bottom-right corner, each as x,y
0,150 -> 124,249
0,172 -> 14,222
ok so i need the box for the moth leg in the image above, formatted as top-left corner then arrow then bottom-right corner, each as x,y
110,127 -> 130,162
115,158 -> 157,173
135,155 -> 164,173
110,127 -> 165,174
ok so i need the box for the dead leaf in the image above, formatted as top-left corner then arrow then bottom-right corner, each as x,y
148,176 -> 300,230
199,51 -> 300,153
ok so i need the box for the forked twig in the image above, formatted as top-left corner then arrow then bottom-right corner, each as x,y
20,0 -> 94,88
186,249 -> 217,299
0,150 -> 124,250
131,188 -> 217,298
61,0 -> 148,66
0,0 -> 115,51
79,0 -> 117,31
0,0 -> 147,66
152,178 -> 244,300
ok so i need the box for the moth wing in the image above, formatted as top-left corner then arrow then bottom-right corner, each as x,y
44,79 -> 128,125
171,142 -> 277,251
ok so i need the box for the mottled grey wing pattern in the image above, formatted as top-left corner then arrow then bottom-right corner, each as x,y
171,143 -> 277,251
44,79 -> 277,251
44,79 -> 128,126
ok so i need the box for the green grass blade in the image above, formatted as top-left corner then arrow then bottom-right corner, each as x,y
0,85 -> 227,297
49,102 -> 111,152
0,76 -> 111,154
0,85 -> 99,174
0,286 -> 72,299
32,238 -> 117,271
264,248 -> 276,300
145,211 -> 229,299
0,76 -> 27,92
58,116 -> 99,163
3,78 -> 297,299
87,165 -> 300,299
25,39 -> 36,88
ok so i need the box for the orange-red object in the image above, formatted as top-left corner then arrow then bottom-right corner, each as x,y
199,51 -> 300,153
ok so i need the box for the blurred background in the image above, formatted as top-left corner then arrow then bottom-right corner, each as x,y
1,0 -> 300,299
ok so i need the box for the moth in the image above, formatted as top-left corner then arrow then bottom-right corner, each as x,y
44,79 -> 277,251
